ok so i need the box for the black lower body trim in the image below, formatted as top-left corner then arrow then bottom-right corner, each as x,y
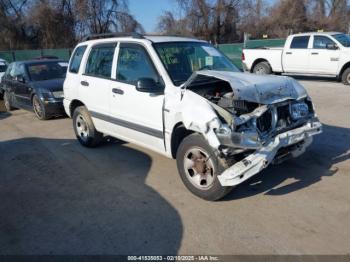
90,111 -> 164,139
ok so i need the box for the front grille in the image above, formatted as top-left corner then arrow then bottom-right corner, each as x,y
256,109 -> 272,133
276,104 -> 292,130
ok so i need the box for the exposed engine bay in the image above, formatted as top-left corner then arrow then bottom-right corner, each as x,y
186,76 -> 316,144
181,71 -> 322,187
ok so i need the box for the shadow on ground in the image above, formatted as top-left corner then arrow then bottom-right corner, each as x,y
0,137 -> 183,255
225,124 -> 349,200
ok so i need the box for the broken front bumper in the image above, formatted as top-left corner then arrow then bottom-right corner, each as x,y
217,119 -> 322,187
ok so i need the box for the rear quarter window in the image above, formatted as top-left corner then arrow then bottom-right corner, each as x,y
69,45 -> 87,73
290,36 -> 310,49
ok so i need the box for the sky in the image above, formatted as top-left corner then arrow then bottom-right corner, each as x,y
128,0 -> 176,33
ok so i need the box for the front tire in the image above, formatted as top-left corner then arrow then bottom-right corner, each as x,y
33,94 -> 49,120
341,68 -> 350,85
4,91 -> 15,111
73,106 -> 103,147
176,133 -> 233,201
253,61 -> 272,75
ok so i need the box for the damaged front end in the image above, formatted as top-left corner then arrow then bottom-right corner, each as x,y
181,71 -> 322,187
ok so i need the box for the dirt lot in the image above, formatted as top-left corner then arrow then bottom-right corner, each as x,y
0,79 -> 349,255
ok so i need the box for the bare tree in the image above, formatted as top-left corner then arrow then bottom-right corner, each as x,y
74,0 -> 143,38
157,0 -> 241,43
0,0 -> 144,49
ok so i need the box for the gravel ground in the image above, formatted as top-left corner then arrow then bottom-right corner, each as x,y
0,78 -> 349,255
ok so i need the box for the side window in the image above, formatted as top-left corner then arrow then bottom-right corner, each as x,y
313,36 -> 335,49
290,36 -> 310,49
69,45 -> 87,73
85,44 -> 115,78
116,44 -> 159,84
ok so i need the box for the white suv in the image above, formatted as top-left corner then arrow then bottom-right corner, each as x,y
64,33 -> 322,201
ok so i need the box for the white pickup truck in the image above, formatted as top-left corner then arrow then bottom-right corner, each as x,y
242,32 -> 350,85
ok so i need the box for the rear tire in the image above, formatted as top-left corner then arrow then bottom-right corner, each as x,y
73,106 -> 103,147
176,133 -> 233,201
33,94 -> 49,120
253,61 -> 272,75
341,67 -> 350,85
4,91 -> 14,111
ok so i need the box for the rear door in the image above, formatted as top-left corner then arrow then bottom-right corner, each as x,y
282,35 -> 311,73
308,35 -> 340,75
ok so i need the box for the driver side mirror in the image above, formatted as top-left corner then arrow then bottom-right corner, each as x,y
136,78 -> 164,94
326,43 -> 338,50
16,75 -> 26,83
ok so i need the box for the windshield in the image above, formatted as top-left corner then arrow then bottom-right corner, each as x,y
154,42 -> 239,86
27,61 -> 68,81
332,34 -> 350,47
0,63 -> 7,73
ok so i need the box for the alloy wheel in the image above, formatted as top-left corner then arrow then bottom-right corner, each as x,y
33,96 -> 43,118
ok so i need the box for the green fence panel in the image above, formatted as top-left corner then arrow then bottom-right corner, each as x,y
0,48 -> 71,63
217,43 -> 243,69
14,50 -> 42,61
218,38 -> 286,70
245,38 -> 286,49
0,51 -> 14,63
42,48 -> 71,60
0,38 -> 286,69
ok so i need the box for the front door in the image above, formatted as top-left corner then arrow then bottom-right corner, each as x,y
308,35 -> 340,75
109,43 -> 165,153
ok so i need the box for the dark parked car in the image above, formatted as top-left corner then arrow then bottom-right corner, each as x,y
1,59 -> 68,120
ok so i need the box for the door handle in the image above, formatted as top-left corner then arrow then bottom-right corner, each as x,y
311,52 -> 319,55
81,81 -> 89,86
112,88 -> 124,95
286,52 -> 292,55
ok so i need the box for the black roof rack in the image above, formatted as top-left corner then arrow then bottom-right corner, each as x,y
82,32 -> 144,41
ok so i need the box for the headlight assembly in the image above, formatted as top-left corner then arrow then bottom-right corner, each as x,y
290,102 -> 309,120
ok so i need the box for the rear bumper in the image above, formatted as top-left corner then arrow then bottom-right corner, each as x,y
218,119 -> 322,186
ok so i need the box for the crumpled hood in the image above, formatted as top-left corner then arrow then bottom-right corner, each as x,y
30,78 -> 64,92
183,70 -> 308,104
